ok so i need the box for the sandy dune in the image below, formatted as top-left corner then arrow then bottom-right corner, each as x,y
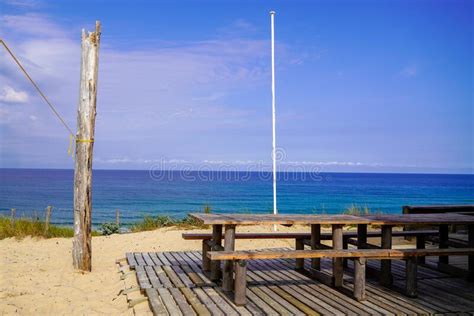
0,225 -> 322,315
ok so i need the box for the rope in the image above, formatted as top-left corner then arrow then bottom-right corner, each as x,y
0,39 -> 75,136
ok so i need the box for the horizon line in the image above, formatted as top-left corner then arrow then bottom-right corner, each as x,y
0,167 -> 472,176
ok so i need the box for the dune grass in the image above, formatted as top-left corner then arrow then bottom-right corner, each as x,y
0,216 -> 74,239
344,204 -> 371,216
131,204 -> 212,232
130,214 -> 208,232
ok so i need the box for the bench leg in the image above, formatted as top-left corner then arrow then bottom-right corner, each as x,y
295,238 -> 305,271
438,224 -> 449,266
416,235 -> 426,264
311,224 -> 321,270
210,224 -> 223,281
223,225 -> 236,291
354,257 -> 366,301
343,238 -> 349,268
406,257 -> 418,297
380,225 -> 393,286
234,260 -> 247,306
202,240 -> 211,271
332,224 -> 344,287
468,224 -> 473,281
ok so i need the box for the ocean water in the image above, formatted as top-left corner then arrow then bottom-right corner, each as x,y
0,168 -> 472,227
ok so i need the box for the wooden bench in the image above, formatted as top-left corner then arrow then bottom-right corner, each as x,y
207,248 -> 474,306
182,230 -> 439,271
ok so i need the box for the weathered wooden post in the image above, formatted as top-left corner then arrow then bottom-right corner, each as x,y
73,21 -> 101,271
45,206 -> 52,233
115,209 -> 120,226
10,208 -> 16,228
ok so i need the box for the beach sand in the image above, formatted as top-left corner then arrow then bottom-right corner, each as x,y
0,225 -> 412,315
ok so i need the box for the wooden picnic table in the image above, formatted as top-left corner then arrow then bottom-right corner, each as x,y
189,213 -> 474,291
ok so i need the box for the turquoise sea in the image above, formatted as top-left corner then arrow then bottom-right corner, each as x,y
0,169 -> 472,227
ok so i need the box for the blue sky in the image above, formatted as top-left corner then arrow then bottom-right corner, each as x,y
0,0 -> 472,173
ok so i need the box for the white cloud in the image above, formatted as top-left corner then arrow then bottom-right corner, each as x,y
2,0 -> 39,8
0,13 -> 69,39
399,65 -> 418,78
0,86 -> 29,103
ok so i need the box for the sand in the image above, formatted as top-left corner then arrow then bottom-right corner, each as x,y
0,225 -> 412,315
0,225 -> 316,315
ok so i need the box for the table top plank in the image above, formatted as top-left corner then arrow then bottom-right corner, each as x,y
363,213 -> 474,225
189,213 -> 474,226
190,213 -> 370,225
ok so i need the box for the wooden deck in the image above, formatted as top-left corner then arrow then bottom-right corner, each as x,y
126,249 -> 474,315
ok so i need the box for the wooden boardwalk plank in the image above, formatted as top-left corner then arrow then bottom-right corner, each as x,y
128,249 -> 474,316
126,252 -> 137,268
145,288 -> 168,316
157,288 -> 183,315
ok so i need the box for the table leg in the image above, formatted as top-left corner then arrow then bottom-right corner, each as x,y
222,224 -> 236,291
380,225 -> 393,286
311,224 -> 321,270
357,224 -> 367,248
416,235 -> 426,264
332,224 -> 344,287
439,224 -> 449,266
295,238 -> 305,271
210,224 -> 222,281
468,224 -> 473,281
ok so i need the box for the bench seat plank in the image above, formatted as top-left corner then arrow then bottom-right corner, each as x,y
182,230 -> 438,240
207,248 -> 474,261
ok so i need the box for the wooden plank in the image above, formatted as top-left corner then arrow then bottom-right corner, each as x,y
180,264 -> 206,286
157,252 -> 171,266
202,287 -> 239,316
171,265 -> 194,288
154,265 -> 173,288
145,288 -> 168,316
126,252 -> 137,268
145,265 -> 163,288
189,212 -> 474,225
189,213 -> 372,225
210,287 -> 256,316
193,288 -> 224,316
169,287 -> 197,316
136,265 -> 152,289
149,252 -> 164,266
143,252 -> 155,266
268,285 -> 320,316
208,247 -> 474,261
157,288 -> 183,315
162,265 -> 185,288
182,230 -> 439,240
245,286 -> 279,315
134,252 -> 146,266
180,287 -> 211,316
251,261 -> 341,315
247,269 -> 297,314
162,252 -> 179,266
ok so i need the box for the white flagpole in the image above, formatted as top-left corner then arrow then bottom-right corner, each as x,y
270,11 -> 277,231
